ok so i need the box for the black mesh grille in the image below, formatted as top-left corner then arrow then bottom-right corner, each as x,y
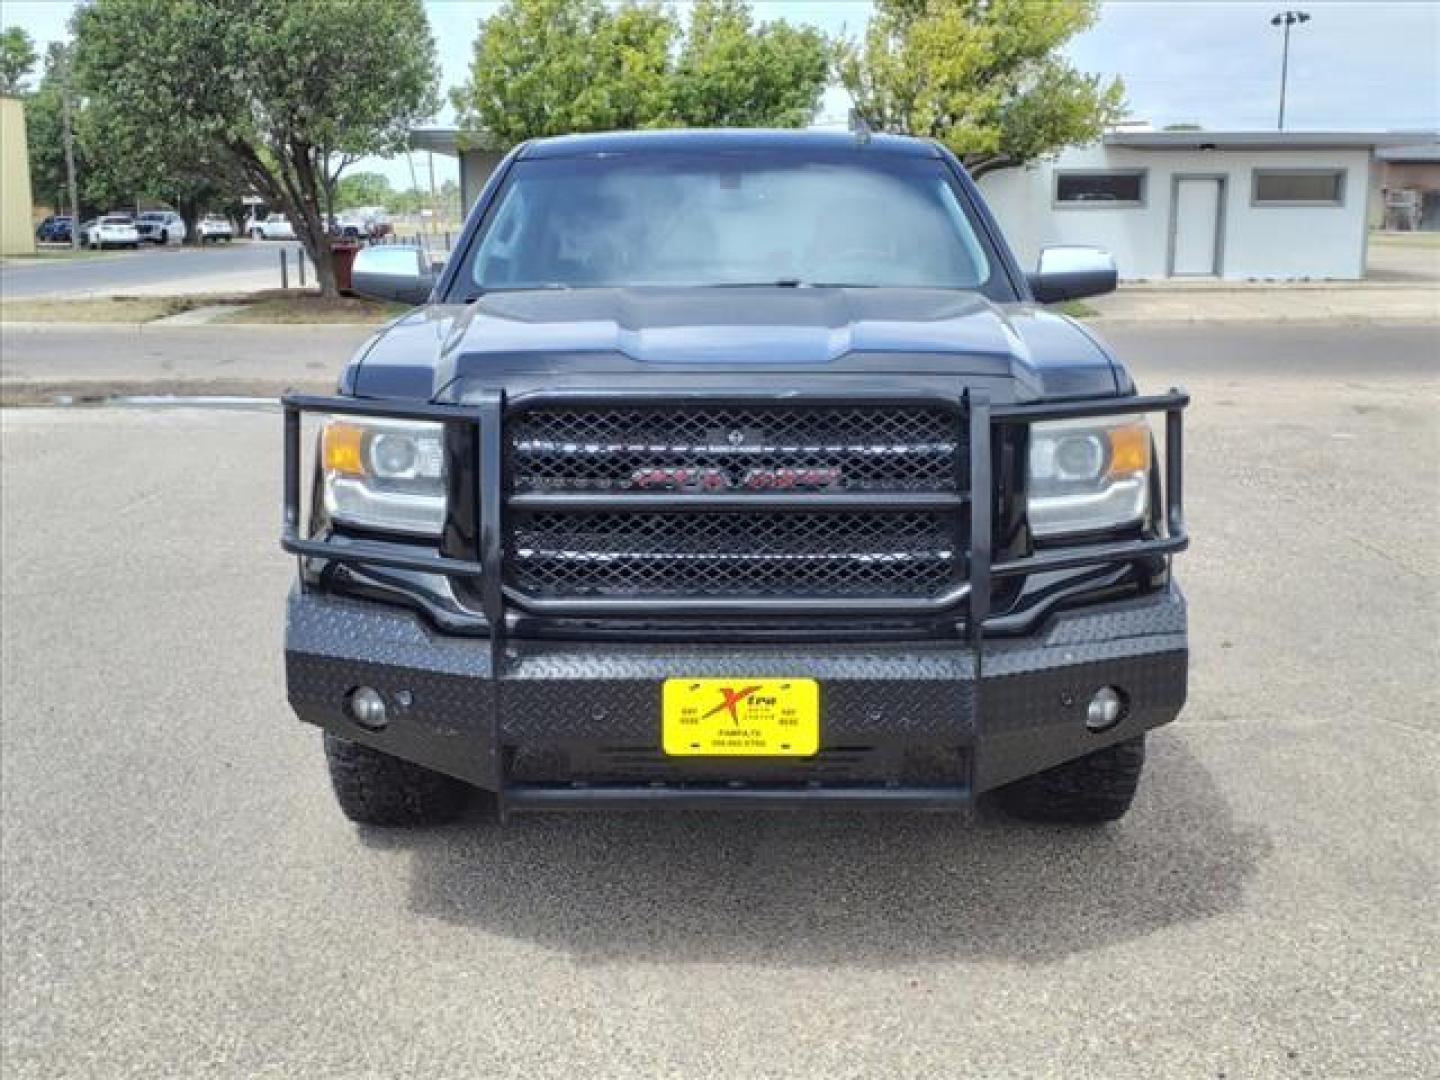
505,402 -> 966,602
510,510 -> 957,598
510,404 -> 960,492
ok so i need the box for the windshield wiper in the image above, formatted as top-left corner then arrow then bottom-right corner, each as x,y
700,279 -> 806,288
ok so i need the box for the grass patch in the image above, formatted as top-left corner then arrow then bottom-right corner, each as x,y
0,295 -> 216,323
1051,299 -> 1101,318
215,293 -> 410,324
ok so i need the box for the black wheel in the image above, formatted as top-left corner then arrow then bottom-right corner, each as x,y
160,228 -> 169,244
992,736 -> 1146,824
323,732 -> 473,826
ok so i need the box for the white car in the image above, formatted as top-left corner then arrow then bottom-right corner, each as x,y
82,215 -> 141,249
136,210 -> 186,245
244,213 -> 296,241
197,214 -> 235,243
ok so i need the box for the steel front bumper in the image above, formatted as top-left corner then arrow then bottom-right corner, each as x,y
285,584 -> 1187,811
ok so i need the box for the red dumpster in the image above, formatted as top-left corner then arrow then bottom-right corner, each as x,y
331,239 -> 363,295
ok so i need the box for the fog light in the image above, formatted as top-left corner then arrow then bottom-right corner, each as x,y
1086,686 -> 1126,732
347,686 -> 388,730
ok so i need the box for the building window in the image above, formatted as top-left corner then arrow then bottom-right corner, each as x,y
1054,170 -> 1147,207
1252,168 -> 1345,206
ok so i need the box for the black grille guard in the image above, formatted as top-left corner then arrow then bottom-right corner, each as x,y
282,386 -> 1189,642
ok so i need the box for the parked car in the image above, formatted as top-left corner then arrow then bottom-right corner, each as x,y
81,215 -> 140,249
337,205 -> 392,240
244,213 -> 296,241
136,210 -> 186,244
34,215 -> 74,243
197,214 -> 235,243
280,130 -> 1190,829
334,212 -> 369,240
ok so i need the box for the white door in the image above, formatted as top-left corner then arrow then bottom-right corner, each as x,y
1171,177 -> 1223,276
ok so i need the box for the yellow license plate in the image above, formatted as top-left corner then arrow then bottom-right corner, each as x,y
662,678 -> 819,757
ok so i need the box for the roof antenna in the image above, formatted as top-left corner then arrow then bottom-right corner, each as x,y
849,108 -> 873,146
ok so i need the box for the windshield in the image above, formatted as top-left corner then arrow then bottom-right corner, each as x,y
101,216 -> 133,225
465,153 -> 999,295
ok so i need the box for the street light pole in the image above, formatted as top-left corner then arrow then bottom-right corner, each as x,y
1271,10 -> 1310,131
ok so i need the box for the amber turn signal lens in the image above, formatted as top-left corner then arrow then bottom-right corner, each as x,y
1106,422 -> 1151,477
322,421 -> 365,477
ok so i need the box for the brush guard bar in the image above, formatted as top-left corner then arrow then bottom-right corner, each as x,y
281,387 -> 1189,643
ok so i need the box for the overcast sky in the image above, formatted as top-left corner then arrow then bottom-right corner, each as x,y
7,0 -> 1438,189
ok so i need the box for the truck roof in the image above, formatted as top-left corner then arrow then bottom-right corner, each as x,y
518,128 -> 943,160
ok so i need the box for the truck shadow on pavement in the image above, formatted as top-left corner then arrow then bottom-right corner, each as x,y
360,731 -> 1267,965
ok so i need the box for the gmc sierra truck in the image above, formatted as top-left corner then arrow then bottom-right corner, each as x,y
281,130 -> 1189,827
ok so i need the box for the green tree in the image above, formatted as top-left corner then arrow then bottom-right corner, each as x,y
334,171 -> 395,209
671,0 -> 829,128
0,26 -> 38,93
838,0 -> 1124,176
74,0 -> 439,295
453,0 -> 831,148
78,87 -> 242,237
453,0 -> 677,146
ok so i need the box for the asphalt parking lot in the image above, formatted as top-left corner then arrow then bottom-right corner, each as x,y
1,326 -> 1436,1077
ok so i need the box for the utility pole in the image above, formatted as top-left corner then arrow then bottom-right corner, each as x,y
55,44 -> 81,250
427,150 -> 438,244
1270,10 -> 1310,131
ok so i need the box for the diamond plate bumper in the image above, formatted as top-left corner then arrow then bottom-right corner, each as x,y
284,583 -> 1187,807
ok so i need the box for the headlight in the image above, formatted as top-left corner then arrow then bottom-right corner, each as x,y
321,417 -> 445,535
1027,417 -> 1150,539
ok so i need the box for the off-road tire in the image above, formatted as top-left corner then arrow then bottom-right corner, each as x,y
992,736 -> 1145,824
323,732 -> 472,826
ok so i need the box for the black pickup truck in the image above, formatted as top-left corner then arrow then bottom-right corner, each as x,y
282,130 -> 1188,827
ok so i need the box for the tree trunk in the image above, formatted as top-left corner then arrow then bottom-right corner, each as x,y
289,145 -> 340,298
178,194 -> 200,246
311,239 -> 338,297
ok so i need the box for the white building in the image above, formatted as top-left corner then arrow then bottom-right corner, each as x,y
978,131 -> 1426,281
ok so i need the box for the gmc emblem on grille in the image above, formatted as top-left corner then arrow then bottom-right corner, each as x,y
741,467 -> 842,490
626,467 -> 843,491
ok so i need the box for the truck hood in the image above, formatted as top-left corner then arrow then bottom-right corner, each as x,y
348,287 -> 1120,401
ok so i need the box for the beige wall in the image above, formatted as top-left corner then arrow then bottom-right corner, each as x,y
459,149 -> 505,218
1,97 -> 36,256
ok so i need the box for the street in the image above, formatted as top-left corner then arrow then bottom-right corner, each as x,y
1,241 -> 305,299
2,325 -> 1438,1077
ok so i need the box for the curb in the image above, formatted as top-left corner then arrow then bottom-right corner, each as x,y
1,376 -> 334,407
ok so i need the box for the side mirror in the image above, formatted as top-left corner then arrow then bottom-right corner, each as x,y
350,245 -> 435,305
1027,246 -> 1117,304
